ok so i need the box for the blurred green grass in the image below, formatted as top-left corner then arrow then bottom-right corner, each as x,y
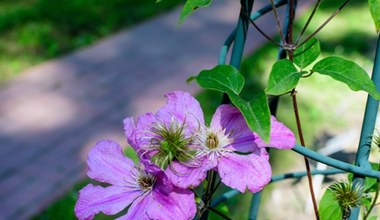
33,0 -> 379,219
0,0 -> 182,81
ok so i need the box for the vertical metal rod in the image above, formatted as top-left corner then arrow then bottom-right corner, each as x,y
248,192 -> 262,220
223,0 -> 254,104
218,0 -> 288,66
229,0 -> 255,69
349,35 -> 380,220
349,34 -> 380,219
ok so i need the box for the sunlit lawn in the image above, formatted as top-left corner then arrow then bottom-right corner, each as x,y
33,0 -> 379,219
0,0 -> 182,81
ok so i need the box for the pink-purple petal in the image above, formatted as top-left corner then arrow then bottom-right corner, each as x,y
123,117 -> 137,149
127,113 -> 157,153
147,184 -> 196,220
165,161 -> 208,189
156,91 -> 205,130
211,105 -> 259,152
116,195 -> 150,220
75,184 -> 143,220
254,116 -> 296,149
218,153 -> 272,193
87,140 -> 136,186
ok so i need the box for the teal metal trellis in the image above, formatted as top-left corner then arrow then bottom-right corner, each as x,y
212,0 -> 380,219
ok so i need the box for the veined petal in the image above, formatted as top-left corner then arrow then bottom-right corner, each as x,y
156,91 -> 205,131
75,184 -> 143,220
165,161 -> 207,189
130,112 -> 157,153
211,105 -> 258,152
254,116 -> 296,149
123,117 -> 137,149
218,153 -> 271,193
147,182 -> 196,220
87,140 -> 137,186
116,195 -> 150,220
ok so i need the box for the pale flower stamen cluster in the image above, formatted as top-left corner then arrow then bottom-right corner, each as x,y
195,127 -> 233,161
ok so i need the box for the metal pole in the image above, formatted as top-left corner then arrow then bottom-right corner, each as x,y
349,34 -> 380,220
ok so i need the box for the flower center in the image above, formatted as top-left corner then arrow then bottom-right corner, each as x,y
194,127 -> 233,161
137,173 -> 156,192
150,120 -> 194,170
206,133 -> 219,149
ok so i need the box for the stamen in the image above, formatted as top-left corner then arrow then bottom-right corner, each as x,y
194,127 -> 233,162
136,169 -> 156,192
140,116 -> 196,170
206,133 -> 219,149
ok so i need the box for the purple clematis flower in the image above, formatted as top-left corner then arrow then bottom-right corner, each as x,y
194,104 -> 296,193
124,91 -> 296,193
75,140 -> 196,220
124,92 -> 209,189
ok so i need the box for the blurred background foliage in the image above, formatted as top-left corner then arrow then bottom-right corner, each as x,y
0,0 -> 182,81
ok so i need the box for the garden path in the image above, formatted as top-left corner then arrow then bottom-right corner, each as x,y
0,1 -> 310,219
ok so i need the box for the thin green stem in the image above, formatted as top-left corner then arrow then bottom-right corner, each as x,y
200,170 -> 217,220
211,179 -> 222,195
363,164 -> 380,220
287,0 -> 295,46
285,1 -> 318,216
295,0 -> 321,45
208,206 -> 232,220
291,90 -> 320,220
244,11 -> 283,48
298,0 -> 351,47
269,0 -> 286,45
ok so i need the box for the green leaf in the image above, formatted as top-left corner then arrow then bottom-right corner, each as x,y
312,56 -> 380,100
294,37 -> 320,68
368,216 -> 378,220
319,189 -> 342,220
369,0 -> 380,33
178,0 -> 212,25
266,59 -> 304,95
363,162 -> 380,192
228,91 -> 271,142
195,65 -> 245,95
362,195 -> 373,211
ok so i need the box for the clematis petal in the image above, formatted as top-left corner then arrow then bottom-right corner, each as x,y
75,184 -> 143,220
218,153 -> 271,193
156,91 -> 205,130
210,105 -> 258,152
125,113 -> 157,153
165,161 -> 208,189
146,181 -> 196,220
87,140 -> 137,186
254,116 -> 296,149
116,195 -> 150,220
123,117 -> 137,149
250,147 -> 270,161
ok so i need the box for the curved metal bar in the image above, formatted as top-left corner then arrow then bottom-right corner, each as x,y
211,168 -> 345,208
292,144 -> 380,179
271,168 -> 344,182
218,29 -> 236,65
248,191 -> 262,220
218,0 -> 288,65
